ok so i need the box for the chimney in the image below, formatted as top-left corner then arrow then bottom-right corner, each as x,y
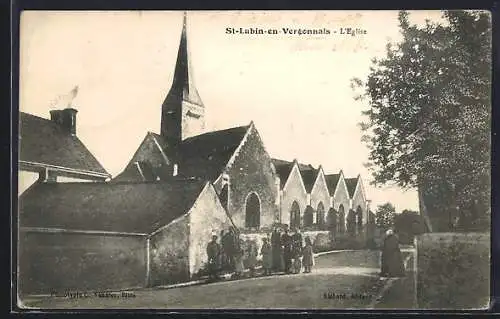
50,108 -> 78,135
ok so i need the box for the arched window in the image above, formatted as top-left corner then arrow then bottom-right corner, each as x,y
337,204 -> 345,234
290,201 -> 301,230
219,184 -> 228,210
356,205 -> 363,234
317,202 -> 325,229
245,192 -> 260,229
304,205 -> 314,228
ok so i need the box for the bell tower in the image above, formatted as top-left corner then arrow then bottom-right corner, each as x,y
161,12 -> 205,143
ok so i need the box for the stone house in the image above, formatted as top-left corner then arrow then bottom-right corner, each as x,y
18,179 -> 230,294
19,109 -> 110,195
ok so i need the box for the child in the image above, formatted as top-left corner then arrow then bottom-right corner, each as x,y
302,237 -> 314,273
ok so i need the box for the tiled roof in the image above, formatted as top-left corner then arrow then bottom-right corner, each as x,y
325,173 -> 341,196
345,177 -> 359,198
20,179 -> 207,234
19,112 -> 109,176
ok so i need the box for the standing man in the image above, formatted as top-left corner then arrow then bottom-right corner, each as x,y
291,228 -> 303,274
281,226 -> 293,274
206,234 -> 220,281
271,226 -> 282,273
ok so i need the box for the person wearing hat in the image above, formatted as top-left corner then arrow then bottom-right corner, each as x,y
206,234 -> 221,280
380,229 -> 405,278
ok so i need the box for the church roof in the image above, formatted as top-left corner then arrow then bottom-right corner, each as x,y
271,158 -> 316,190
178,125 -> 250,180
324,173 -> 341,196
20,179 -> 207,234
115,124 -> 251,182
19,112 -> 109,177
299,166 -> 318,193
345,177 -> 359,198
271,159 -> 294,189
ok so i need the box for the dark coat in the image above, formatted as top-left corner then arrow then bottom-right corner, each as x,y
291,233 -> 303,257
381,234 -> 405,277
261,242 -> 272,269
207,241 -> 220,260
281,233 -> 292,252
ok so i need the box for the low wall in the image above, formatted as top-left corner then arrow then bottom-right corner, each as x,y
416,232 -> 490,309
19,231 -> 147,296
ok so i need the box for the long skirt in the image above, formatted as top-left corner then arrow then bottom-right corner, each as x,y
234,255 -> 244,274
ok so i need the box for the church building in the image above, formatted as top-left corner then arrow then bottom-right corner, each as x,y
114,14 -> 279,231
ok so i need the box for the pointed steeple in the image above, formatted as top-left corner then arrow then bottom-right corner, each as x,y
161,11 -> 205,142
170,11 -> 203,105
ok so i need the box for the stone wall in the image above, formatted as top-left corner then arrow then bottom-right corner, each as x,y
189,184 -> 232,277
150,216 -> 190,286
226,126 -> 278,230
416,232 -> 490,309
19,231 -> 147,295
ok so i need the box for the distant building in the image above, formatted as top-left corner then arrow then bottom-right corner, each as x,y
19,109 -> 110,195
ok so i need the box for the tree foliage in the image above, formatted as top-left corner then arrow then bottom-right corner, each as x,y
353,10 -> 491,231
375,202 -> 396,231
394,209 -> 427,244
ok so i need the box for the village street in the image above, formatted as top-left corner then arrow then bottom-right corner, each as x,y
21,250 -> 414,309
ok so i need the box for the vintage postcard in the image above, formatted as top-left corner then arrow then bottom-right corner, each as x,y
16,10 -> 491,310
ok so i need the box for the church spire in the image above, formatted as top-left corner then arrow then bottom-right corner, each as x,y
170,11 -> 202,105
161,11 -> 205,142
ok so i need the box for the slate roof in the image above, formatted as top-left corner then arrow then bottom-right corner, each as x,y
271,158 -> 316,191
175,124 -> 250,180
271,159 -> 294,189
19,112 -> 109,176
20,179 -> 207,234
299,167 -> 318,193
345,177 -> 359,198
325,173 -> 341,196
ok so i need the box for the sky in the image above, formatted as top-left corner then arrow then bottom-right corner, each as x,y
19,10 -> 446,212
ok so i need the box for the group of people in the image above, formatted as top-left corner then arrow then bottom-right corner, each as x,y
269,226 -> 315,275
205,225 -> 315,280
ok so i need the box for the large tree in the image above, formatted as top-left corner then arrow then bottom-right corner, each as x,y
353,11 -> 491,232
